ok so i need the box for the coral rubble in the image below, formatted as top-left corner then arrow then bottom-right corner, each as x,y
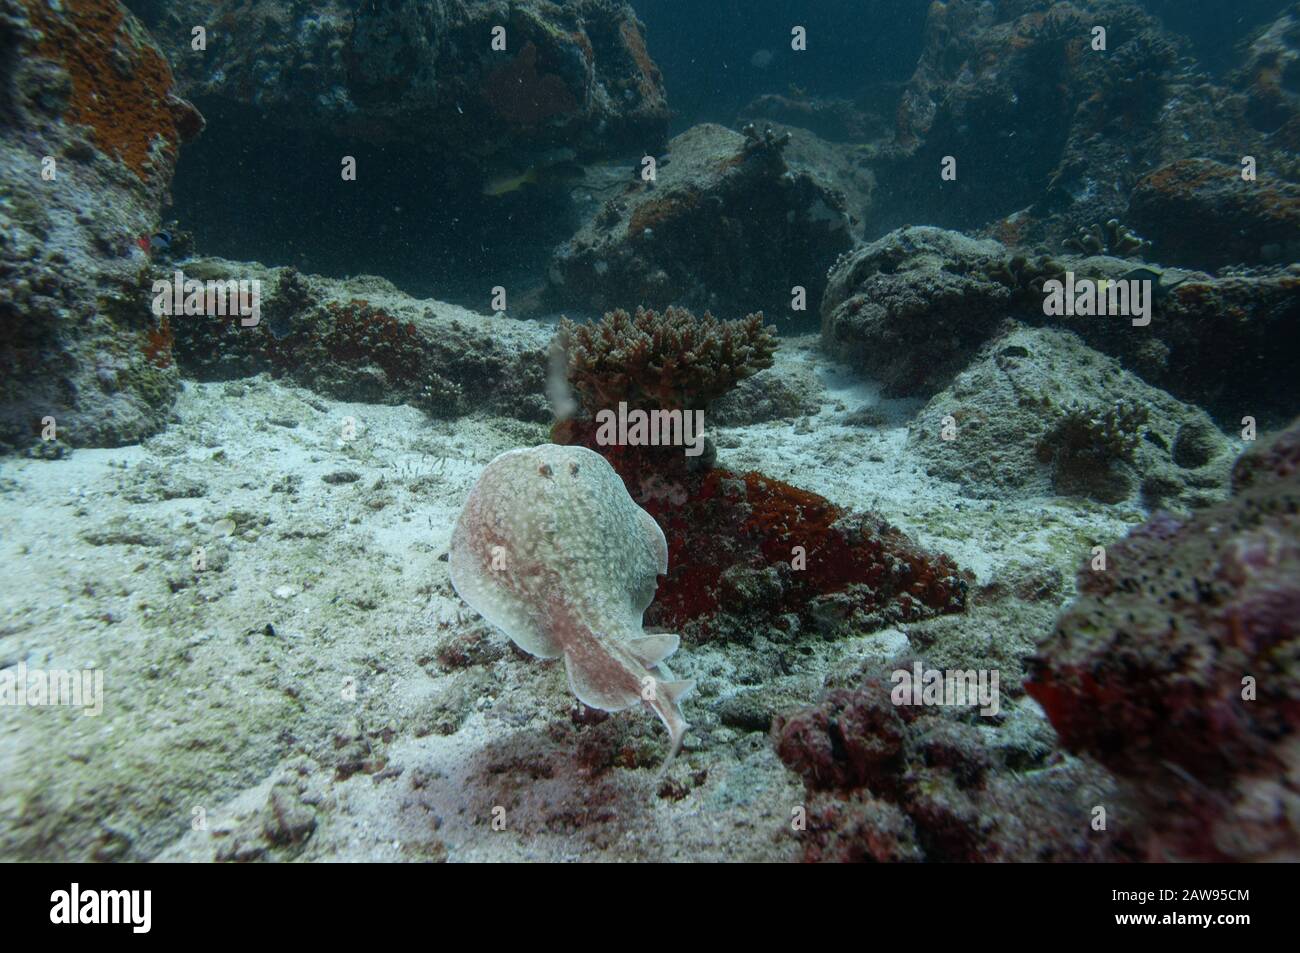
773,661 -> 1128,862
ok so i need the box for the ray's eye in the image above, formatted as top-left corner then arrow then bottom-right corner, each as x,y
539,464 -> 554,478
569,463 -> 580,477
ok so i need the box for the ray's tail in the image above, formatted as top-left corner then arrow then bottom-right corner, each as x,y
647,677 -> 695,771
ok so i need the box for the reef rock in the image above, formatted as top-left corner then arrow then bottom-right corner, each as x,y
0,0 -> 202,449
737,93 -> 881,144
710,362 -> 823,427
822,226 -> 1300,420
547,123 -> 853,324
169,260 -> 551,422
908,324 -> 1233,508
820,227 -> 1018,396
773,661 -> 1128,862
132,0 -> 668,167
880,0 -> 1282,253
1028,418 -> 1300,861
1233,2 -> 1300,163
1127,158 -> 1300,270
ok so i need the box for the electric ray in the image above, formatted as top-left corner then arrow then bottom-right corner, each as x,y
449,444 -> 694,763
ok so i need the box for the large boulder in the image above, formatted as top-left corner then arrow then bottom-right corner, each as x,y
1127,158 -> 1300,270
820,227 -> 1021,395
879,0 -> 1287,254
908,324 -> 1233,509
1233,2 -> 1300,160
0,0 -> 203,450
547,123 -> 853,324
1028,418 -> 1300,860
822,226 -> 1300,421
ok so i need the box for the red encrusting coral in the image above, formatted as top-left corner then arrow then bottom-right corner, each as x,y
142,315 -> 174,369
21,0 -> 191,182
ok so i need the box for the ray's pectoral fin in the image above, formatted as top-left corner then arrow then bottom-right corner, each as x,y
626,633 -> 680,667
563,652 -> 642,713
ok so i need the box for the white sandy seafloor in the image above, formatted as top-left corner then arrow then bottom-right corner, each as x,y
0,334 -> 1142,862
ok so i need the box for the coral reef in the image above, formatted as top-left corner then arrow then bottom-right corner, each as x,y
169,260 -> 551,422
1028,418 -> 1300,860
0,0 -> 202,449
548,123 -> 852,323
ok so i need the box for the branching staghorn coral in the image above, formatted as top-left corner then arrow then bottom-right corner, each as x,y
1062,219 -> 1153,259
555,305 -> 777,414
1041,399 -> 1150,465
1037,399 -> 1150,502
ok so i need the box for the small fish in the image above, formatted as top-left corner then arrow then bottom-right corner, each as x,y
482,167 -> 539,197
482,162 -> 588,198
1120,267 -> 1192,303
136,231 -> 172,254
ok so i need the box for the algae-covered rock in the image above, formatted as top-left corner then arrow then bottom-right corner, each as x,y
0,0 -> 202,449
1028,417 -> 1300,860
820,227 -> 1018,395
548,123 -> 852,323
133,0 -> 668,168
773,661 -> 1127,862
1127,158 -> 1300,270
908,324 -> 1233,508
169,259 -> 552,422
822,226 -> 1300,420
